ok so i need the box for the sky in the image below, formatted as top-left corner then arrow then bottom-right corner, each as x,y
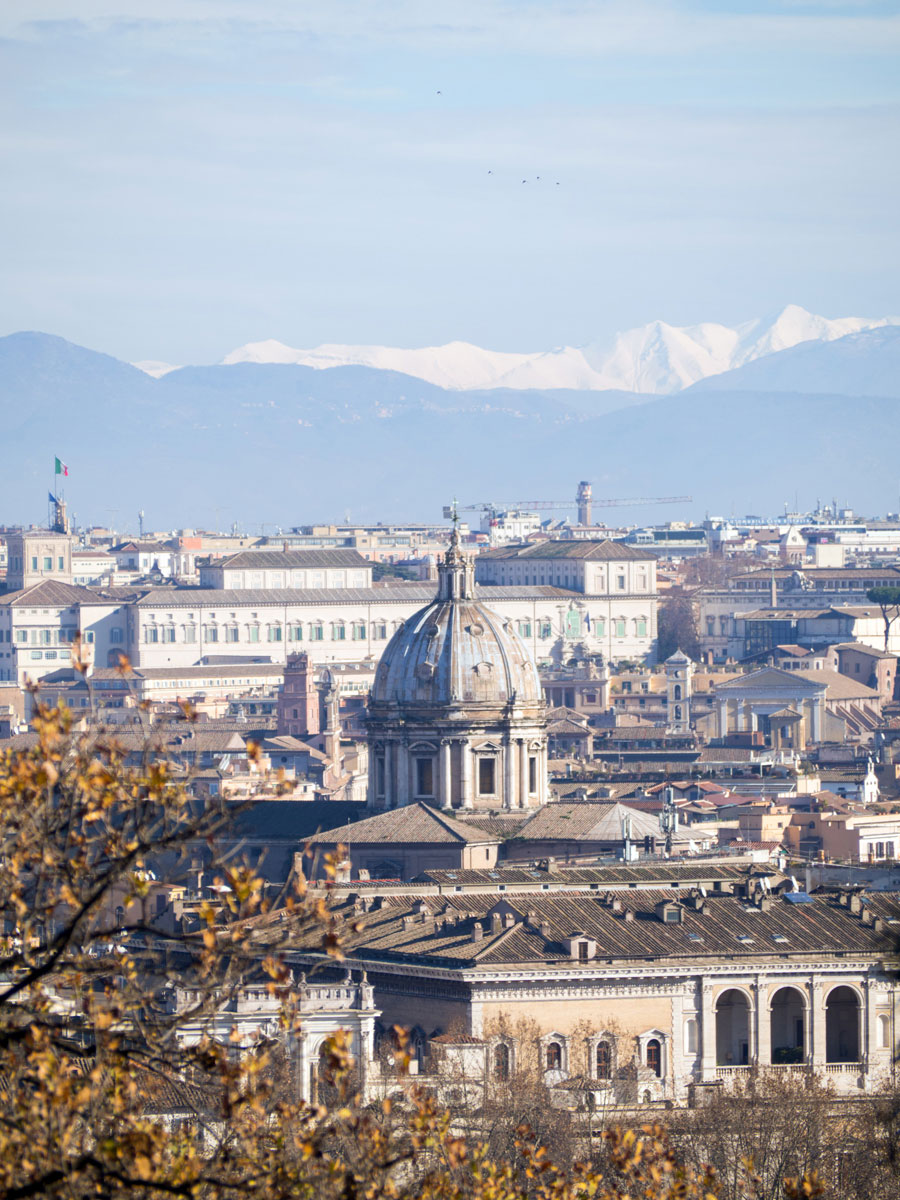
2,1 -> 900,364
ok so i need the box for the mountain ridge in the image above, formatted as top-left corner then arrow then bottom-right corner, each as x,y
1,329 -> 899,528
211,305 -> 900,395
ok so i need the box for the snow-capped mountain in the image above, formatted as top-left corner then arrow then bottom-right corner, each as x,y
216,306 -> 900,395
132,359 -> 180,378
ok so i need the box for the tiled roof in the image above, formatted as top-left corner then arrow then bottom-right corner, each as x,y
515,802 -> 670,843
132,584 -> 578,608
213,549 -> 371,570
0,580 -> 100,607
478,539 -> 656,562
291,887 -> 900,968
309,802 -> 501,846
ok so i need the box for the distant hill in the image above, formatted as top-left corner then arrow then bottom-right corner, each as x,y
687,326 -> 900,398
1,331 -> 898,527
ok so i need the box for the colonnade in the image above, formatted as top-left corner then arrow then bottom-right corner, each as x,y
375,733 -> 548,811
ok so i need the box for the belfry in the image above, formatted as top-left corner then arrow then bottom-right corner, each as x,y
366,523 -> 548,811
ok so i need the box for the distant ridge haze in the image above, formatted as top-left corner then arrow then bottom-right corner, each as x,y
204,305 -> 900,395
2,327 -> 899,527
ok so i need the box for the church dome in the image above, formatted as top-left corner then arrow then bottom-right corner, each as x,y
371,532 -> 542,709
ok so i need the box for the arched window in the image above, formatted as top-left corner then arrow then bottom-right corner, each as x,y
674,705 -> 682,720
493,1043 -> 510,1080
546,1041 -> 562,1071
646,1039 -> 661,1077
673,683 -> 682,701
596,1041 -> 611,1079
826,986 -> 860,1064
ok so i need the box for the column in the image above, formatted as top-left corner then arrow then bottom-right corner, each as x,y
440,739 -> 452,809
809,979 -> 826,1068
700,984 -> 717,1081
519,739 -> 529,809
865,979 -> 875,1073
756,978 -> 771,1066
384,741 -> 393,809
460,740 -> 473,809
737,699 -> 746,731
504,736 -> 514,811
717,698 -> 728,738
811,697 -> 824,743
396,741 -> 409,808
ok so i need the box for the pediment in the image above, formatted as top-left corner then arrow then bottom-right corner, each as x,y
716,667 -> 825,695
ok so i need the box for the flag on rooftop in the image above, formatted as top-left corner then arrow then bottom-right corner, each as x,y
54,457 -> 68,476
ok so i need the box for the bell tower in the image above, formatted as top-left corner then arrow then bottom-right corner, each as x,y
665,649 -> 693,734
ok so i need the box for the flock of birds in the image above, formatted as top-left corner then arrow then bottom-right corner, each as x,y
435,92 -> 560,186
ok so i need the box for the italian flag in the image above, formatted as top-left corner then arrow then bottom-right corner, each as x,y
55,457 -> 68,477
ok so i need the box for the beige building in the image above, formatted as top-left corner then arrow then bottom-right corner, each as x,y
786,809 -> 900,863
291,867 -> 900,1102
4,530 -> 74,591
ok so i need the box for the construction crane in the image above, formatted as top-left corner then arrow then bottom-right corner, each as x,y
446,482 -> 691,528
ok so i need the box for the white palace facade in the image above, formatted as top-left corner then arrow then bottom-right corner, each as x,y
0,541 -> 658,684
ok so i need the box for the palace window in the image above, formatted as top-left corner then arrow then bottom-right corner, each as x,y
646,1039 -> 661,1077
352,621 -> 366,640
268,625 -> 283,643
162,626 -> 176,643
415,757 -> 434,797
545,1042 -> 562,1071
478,757 -> 496,795
372,622 -> 388,640
183,624 -> 196,643
538,620 -> 552,639
331,623 -> 346,641
493,1044 -> 510,1081
615,619 -> 626,638
596,1041 -> 611,1079
288,623 -> 303,641
247,624 -> 260,643
310,623 -> 324,641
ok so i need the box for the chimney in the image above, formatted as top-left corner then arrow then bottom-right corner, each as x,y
472,922 -> 483,942
623,909 -> 634,922
491,913 -> 503,935
539,920 -> 551,939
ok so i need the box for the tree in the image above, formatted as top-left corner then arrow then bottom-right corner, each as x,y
866,587 -> 900,652
657,591 -> 701,661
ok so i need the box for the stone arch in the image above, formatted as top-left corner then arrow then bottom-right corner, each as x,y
770,985 -> 807,1064
716,988 -> 752,1066
825,985 -> 861,1064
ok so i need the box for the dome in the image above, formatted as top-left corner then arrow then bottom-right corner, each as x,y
371,532 -> 541,709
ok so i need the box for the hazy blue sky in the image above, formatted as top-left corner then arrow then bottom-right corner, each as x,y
2,1 -> 899,363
